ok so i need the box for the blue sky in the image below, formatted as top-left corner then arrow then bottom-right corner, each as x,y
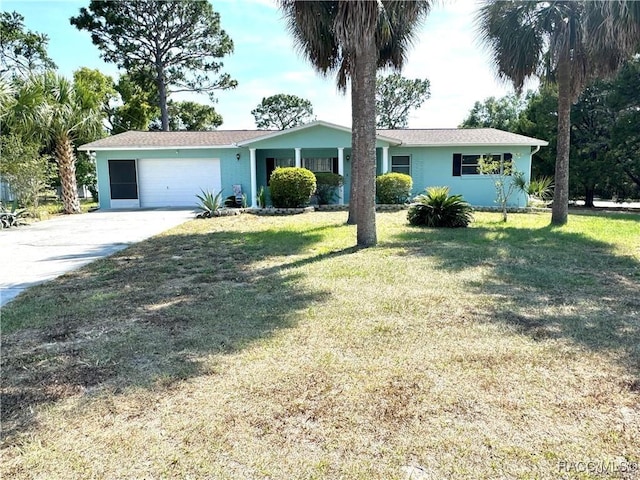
3,0 -> 526,130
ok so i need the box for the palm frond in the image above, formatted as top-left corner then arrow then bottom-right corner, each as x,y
280,0 -> 432,89
476,0 -> 545,93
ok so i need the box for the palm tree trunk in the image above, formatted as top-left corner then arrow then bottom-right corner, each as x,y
56,134 -> 82,214
551,58 -> 571,225
347,69 -> 359,225
353,38 -> 378,247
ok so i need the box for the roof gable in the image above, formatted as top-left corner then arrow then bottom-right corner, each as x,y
237,120 -> 400,148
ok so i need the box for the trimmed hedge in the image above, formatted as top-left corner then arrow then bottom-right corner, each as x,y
270,167 -> 317,208
376,172 -> 413,204
314,172 -> 344,205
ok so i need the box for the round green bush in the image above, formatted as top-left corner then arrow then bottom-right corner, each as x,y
270,167 -> 317,208
314,172 -> 344,205
376,172 -> 413,204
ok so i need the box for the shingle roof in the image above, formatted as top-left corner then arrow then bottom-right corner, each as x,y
79,125 -> 547,150
78,130 -> 272,150
378,128 -> 548,146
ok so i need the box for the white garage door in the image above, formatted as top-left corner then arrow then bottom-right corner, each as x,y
138,158 -> 221,208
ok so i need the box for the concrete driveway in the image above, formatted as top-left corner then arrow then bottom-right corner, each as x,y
0,208 -> 194,307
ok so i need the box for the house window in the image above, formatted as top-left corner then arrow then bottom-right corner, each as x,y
108,160 -> 138,199
266,157 -> 295,184
275,158 -> 295,168
303,157 -> 338,173
391,155 -> 411,175
453,153 -> 512,176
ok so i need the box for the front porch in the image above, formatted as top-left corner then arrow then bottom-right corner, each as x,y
236,121 -> 399,208
244,145 -> 393,207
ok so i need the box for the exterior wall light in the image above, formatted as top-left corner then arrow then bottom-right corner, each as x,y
236,153 -> 241,161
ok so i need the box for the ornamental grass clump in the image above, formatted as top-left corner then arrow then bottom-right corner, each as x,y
408,186 -> 473,227
376,172 -> 413,204
270,167 -> 316,208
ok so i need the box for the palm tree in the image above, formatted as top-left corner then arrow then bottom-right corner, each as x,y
4,72 -> 102,214
477,0 -> 640,225
280,1 -> 431,246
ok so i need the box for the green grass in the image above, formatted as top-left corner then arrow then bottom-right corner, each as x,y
2,211 -> 639,479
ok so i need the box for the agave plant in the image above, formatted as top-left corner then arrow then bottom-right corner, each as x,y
408,186 -> 473,228
195,189 -> 223,218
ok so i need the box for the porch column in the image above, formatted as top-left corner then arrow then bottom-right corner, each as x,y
382,146 -> 390,173
295,147 -> 302,168
250,148 -> 257,208
337,147 -> 345,204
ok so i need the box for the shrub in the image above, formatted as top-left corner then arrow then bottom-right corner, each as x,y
0,202 -> 27,228
376,172 -> 412,204
528,176 -> 554,201
270,167 -> 316,208
314,172 -> 343,205
195,189 -> 223,218
408,186 -> 473,228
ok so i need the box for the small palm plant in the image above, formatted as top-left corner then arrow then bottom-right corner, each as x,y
408,186 -> 473,228
195,189 -> 223,218
528,176 -> 554,202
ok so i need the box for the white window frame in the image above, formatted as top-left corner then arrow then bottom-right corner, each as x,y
303,157 -> 334,173
391,155 -> 411,175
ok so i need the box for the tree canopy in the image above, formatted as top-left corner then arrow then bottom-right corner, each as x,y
0,11 -> 56,78
376,73 -> 430,129
152,101 -> 223,131
459,94 -> 525,132
71,0 -> 237,131
251,94 -> 314,130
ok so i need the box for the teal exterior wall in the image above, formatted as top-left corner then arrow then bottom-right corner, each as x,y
95,148 -> 247,209
389,146 -> 533,207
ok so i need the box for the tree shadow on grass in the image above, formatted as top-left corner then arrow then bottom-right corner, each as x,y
388,220 -> 640,382
0,224 -> 338,443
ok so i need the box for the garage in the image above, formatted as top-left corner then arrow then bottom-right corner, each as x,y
137,158 -> 221,208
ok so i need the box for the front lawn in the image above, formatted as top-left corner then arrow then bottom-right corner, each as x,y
2,211 -> 639,479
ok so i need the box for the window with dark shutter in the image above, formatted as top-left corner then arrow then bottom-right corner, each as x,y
453,153 -> 462,176
504,153 -> 513,172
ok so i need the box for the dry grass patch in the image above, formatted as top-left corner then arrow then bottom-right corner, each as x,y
2,211 -> 639,479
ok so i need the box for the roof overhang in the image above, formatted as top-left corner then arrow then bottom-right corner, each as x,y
78,144 -> 238,152
403,141 -> 549,148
